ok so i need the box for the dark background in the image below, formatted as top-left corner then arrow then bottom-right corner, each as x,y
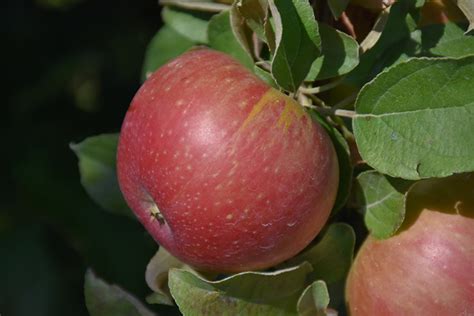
2,1 -> 166,315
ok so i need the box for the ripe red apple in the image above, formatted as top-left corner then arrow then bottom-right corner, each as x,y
117,48 -> 339,273
346,174 -> 474,315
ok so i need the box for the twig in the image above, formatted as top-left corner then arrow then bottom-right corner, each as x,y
299,78 -> 344,94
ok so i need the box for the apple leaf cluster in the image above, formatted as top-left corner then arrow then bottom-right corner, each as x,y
71,0 -> 474,315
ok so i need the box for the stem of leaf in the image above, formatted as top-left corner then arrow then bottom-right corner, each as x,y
299,78 -> 344,94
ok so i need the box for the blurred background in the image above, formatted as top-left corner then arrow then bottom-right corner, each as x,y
2,1 -> 166,315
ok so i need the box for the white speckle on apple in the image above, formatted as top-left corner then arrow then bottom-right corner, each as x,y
226,214 -> 233,220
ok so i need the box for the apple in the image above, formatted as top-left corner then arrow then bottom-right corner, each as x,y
117,48 -> 339,273
346,173 -> 474,315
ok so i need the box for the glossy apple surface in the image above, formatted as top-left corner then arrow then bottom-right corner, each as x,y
117,48 -> 339,272
346,174 -> 474,315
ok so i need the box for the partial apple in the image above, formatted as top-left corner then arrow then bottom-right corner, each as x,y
117,48 -> 339,273
346,173 -> 474,315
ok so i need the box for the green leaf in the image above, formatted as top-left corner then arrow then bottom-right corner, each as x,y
296,281 -> 331,316
309,111 -> 353,214
327,0 -> 350,19
84,270 -> 156,316
451,0 -> 474,33
208,10 -> 253,69
269,0 -> 321,92
70,134 -> 132,217
145,247 -> 186,306
233,0 -> 269,41
254,64 -> 278,88
169,263 -> 313,315
141,26 -> 195,81
354,56 -> 474,179
421,23 -> 474,57
356,171 -> 413,239
162,7 -> 211,43
306,23 -> 359,82
284,223 -> 355,285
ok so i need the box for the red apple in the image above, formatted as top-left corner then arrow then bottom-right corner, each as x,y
117,48 -> 339,273
346,174 -> 474,315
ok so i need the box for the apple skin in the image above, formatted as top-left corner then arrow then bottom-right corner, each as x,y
117,48 -> 339,273
346,174 -> 474,315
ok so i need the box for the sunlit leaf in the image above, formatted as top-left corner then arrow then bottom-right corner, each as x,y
208,10 -> 253,69
353,56 -> 474,179
169,263 -> 313,315
269,0 -> 321,91
142,26 -> 195,81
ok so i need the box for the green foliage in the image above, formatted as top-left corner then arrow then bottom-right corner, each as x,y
169,263 -> 312,315
306,23 -> 359,81
145,248 -> 186,306
419,22 -> 474,57
296,281 -> 331,316
85,270 -> 156,316
309,111 -> 353,214
208,10 -> 253,69
142,26 -> 195,81
71,134 -> 132,217
65,0 -> 474,315
284,223 -> 355,285
354,56 -> 474,179
356,171 -> 413,239
269,0 -> 321,92
162,7 -> 212,43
